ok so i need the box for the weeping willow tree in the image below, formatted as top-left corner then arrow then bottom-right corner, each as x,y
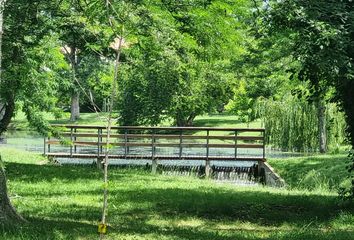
255,97 -> 346,152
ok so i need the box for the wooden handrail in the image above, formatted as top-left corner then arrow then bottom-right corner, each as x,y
45,140 -> 264,149
58,132 -> 263,141
51,124 -> 265,132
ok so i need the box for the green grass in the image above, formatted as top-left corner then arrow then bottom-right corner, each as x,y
0,148 -> 353,239
193,114 -> 262,129
269,154 -> 352,191
10,112 -> 260,129
10,111 -> 114,130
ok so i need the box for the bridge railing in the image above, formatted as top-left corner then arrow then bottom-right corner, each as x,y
44,125 -> 266,176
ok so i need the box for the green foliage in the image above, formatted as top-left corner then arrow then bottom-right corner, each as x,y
265,0 -> 354,198
0,0 -> 66,135
256,97 -> 317,152
256,96 -> 346,152
226,28 -> 296,122
114,0 -> 246,126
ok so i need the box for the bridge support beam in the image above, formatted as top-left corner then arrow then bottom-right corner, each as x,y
205,160 -> 211,178
151,158 -> 157,174
97,157 -> 103,170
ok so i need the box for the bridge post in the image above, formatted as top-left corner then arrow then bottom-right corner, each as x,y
97,157 -> 104,170
151,129 -> 157,174
43,137 -> 46,155
74,127 -> 77,154
179,129 -> 183,160
70,127 -> 73,157
124,129 -> 128,158
97,128 -> 103,169
234,130 -> 238,160
262,130 -> 266,160
47,135 -> 51,153
258,130 -> 266,184
205,130 -> 211,178
97,128 -> 102,157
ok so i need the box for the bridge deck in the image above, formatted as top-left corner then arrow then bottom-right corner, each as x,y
46,152 -> 266,161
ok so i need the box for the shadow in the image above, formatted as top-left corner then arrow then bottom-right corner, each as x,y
1,217 -> 97,239
4,162 -> 135,182
106,187 -> 351,227
109,215 -> 354,240
17,182 -> 352,228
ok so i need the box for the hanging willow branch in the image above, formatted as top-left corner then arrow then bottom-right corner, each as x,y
255,97 -> 346,152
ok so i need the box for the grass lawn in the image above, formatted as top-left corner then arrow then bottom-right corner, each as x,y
0,148 -> 353,240
9,112 -> 260,129
9,111 -> 114,130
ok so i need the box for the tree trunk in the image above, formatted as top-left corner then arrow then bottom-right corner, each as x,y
0,3 -> 24,223
0,98 -> 14,135
186,113 -> 196,126
176,113 -> 196,127
0,156 -> 25,225
317,100 -> 327,153
0,0 -> 4,125
0,0 -> 14,136
0,0 -> 3,76
67,46 -> 80,121
70,91 -> 80,121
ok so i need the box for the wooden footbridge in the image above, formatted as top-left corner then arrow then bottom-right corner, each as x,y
44,124 -> 285,186
44,125 -> 272,178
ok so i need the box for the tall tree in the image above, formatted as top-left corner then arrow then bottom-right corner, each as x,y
57,2 -> 92,121
0,0 -> 65,224
266,0 -> 354,198
117,0 -> 246,126
55,0 -> 110,121
0,0 -> 24,225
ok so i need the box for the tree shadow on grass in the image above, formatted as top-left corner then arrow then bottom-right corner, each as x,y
2,162 -> 354,239
111,216 -> 353,240
15,186 -> 353,238
107,187 -> 352,227
5,162 -> 133,182
1,217 -> 97,240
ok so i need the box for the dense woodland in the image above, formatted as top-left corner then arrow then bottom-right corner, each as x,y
0,0 -> 353,233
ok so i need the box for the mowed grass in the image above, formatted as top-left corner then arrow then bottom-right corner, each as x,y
0,148 -> 353,240
10,112 -> 260,129
10,112 -> 114,130
193,114 -> 262,129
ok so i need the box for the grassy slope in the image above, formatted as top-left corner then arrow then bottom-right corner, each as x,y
0,148 -> 353,240
269,154 -> 351,191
